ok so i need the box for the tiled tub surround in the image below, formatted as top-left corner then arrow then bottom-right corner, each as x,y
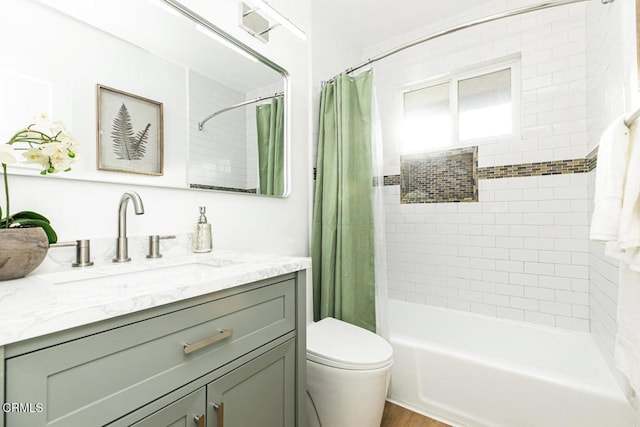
189,70 -> 251,191
384,171 -> 591,331
364,0 -> 592,332
0,235 -> 310,347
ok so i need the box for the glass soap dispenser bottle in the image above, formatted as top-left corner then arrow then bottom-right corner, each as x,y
192,206 -> 212,253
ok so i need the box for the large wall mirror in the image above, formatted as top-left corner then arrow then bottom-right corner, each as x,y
0,0 -> 288,197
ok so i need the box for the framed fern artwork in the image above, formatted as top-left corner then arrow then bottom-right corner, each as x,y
96,84 -> 163,175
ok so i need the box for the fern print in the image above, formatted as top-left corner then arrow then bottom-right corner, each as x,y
132,123 -> 150,160
111,103 -> 150,160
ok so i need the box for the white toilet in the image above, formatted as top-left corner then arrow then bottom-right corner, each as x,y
306,317 -> 393,427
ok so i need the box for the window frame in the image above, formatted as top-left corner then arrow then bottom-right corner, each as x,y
399,57 -> 521,153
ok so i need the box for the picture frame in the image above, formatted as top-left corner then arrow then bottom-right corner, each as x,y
96,84 -> 163,175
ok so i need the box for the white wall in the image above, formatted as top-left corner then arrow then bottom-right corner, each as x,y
309,4 -> 361,170
1,0 -> 311,256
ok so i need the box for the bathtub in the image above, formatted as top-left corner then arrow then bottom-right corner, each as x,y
386,299 -> 637,427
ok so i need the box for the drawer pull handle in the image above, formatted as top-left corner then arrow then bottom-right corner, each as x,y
213,402 -> 224,427
193,414 -> 205,427
183,329 -> 234,354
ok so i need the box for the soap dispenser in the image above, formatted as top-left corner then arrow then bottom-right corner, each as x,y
192,206 -> 212,253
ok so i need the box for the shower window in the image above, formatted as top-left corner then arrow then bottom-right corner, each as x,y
401,58 -> 520,152
402,82 -> 451,151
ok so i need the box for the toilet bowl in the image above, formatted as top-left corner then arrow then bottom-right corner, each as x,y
306,317 -> 393,427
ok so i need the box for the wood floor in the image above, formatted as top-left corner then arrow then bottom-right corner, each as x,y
381,402 -> 451,427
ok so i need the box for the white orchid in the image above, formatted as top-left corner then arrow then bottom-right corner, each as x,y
0,144 -> 17,165
40,142 -> 75,172
5,115 -> 78,175
2,114 -> 79,243
22,147 -> 48,168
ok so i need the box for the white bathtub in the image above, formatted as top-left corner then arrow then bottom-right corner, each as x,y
387,299 -> 637,427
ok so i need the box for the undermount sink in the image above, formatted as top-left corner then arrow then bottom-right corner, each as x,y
44,260 -> 234,286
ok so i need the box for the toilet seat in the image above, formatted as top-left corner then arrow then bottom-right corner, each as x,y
307,317 -> 393,370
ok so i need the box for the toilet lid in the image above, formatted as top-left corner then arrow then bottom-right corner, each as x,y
307,317 -> 393,370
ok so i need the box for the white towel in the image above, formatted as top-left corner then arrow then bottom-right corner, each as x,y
614,264 -> 640,396
618,122 -> 640,251
602,121 -> 640,270
590,117 -> 640,398
590,116 -> 631,241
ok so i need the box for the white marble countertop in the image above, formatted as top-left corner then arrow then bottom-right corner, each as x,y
0,235 -> 310,347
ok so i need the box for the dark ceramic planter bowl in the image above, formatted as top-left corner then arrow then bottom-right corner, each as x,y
0,228 -> 49,281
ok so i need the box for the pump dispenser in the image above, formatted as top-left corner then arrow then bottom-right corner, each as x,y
192,206 -> 212,253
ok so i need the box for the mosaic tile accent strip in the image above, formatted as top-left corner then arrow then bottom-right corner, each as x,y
384,156 -> 598,189
190,184 -> 257,194
587,152 -> 597,172
477,158 -> 589,180
384,175 -> 401,186
400,147 -> 478,204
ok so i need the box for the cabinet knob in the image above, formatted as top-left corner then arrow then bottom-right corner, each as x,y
193,414 -> 205,427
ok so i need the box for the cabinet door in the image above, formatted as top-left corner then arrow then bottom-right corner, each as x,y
132,388 -> 206,427
207,339 -> 295,427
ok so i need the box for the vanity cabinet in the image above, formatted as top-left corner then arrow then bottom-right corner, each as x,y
1,272 -> 306,427
131,388 -> 206,427
205,339 -> 295,427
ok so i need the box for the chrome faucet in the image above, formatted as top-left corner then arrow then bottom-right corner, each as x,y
113,191 -> 145,263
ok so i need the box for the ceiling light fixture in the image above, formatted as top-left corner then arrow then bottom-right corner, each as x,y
240,0 -> 306,42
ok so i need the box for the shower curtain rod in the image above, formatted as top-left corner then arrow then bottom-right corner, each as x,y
329,0 -> 587,80
198,92 -> 284,131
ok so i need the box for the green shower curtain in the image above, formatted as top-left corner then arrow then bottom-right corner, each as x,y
311,71 -> 376,332
256,96 -> 284,196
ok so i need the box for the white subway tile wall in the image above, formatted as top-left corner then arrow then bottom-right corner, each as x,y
367,2 -> 587,176
586,0 -> 636,388
189,70 -> 248,189
385,172 -> 590,331
373,2 -> 590,331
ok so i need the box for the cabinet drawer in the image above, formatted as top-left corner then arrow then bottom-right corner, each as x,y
5,278 -> 295,427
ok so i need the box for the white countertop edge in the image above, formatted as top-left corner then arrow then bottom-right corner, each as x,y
0,250 -> 311,347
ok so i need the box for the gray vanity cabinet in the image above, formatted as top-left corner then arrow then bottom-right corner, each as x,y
1,272 -> 306,427
206,339 -> 295,427
131,388 -> 206,427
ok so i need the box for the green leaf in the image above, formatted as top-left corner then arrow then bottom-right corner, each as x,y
11,218 -> 58,244
11,211 -> 51,223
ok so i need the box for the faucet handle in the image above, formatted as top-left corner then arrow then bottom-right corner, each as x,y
146,235 -> 176,259
50,239 -> 94,267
